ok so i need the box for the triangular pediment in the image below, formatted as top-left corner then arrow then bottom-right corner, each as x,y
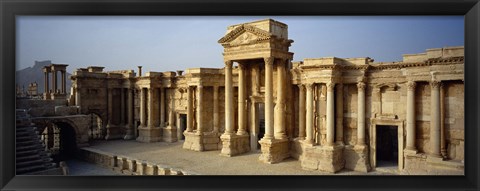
218,24 -> 273,45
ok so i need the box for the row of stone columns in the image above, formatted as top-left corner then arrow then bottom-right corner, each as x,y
184,85 -> 220,134
43,66 -> 67,97
298,82 -> 363,147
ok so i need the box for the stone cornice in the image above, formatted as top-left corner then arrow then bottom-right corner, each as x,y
218,24 -> 273,44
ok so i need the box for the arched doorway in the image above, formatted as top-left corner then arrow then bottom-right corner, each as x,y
41,122 -> 78,163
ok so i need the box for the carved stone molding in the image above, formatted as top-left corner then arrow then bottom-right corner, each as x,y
430,80 -> 441,89
357,82 -> 366,91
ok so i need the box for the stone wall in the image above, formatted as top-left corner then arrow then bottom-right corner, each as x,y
17,99 -> 67,117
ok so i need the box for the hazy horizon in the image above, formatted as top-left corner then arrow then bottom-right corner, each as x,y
17,16 -> 464,74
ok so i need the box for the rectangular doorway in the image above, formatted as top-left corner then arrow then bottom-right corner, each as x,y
257,103 -> 265,150
178,114 -> 187,140
376,125 -> 398,168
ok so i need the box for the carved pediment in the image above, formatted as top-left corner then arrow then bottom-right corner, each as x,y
218,24 -> 273,46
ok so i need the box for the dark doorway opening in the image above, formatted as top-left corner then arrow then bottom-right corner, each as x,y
52,122 -> 78,163
179,114 -> 187,140
257,103 -> 265,149
376,125 -> 398,167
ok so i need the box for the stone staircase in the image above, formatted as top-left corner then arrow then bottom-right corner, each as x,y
16,109 -> 62,175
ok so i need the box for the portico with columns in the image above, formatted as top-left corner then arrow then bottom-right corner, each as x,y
43,64 -> 68,100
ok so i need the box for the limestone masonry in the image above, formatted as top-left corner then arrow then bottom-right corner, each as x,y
21,19 -> 464,175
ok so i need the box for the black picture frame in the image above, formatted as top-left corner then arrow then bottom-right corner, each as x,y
1,0 -> 479,191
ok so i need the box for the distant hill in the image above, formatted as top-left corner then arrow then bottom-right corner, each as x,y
16,60 -> 72,95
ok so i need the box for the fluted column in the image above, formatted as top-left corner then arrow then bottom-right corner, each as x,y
335,83 -> 344,145
186,86 -> 193,132
147,88 -> 155,128
298,84 -> 306,139
406,81 -> 417,151
160,88 -> 165,127
430,81 -> 441,157
196,85 -> 203,135
139,88 -> 146,128
274,61 -> 286,139
224,61 -> 234,135
237,64 -> 247,135
263,57 -> 274,139
213,86 -> 219,133
326,82 -> 335,146
305,83 -> 314,144
357,82 -> 366,146
124,88 -> 134,139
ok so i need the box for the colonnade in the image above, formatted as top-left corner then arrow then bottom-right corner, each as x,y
43,65 -> 67,100
184,85 -> 221,134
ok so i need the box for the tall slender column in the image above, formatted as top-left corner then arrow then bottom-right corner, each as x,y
120,88 -> 125,126
430,81 -> 441,157
75,87 -> 81,106
357,82 -> 366,146
406,81 -> 417,151
237,64 -> 247,135
61,71 -> 66,94
213,86 -> 219,133
52,70 -> 57,94
168,94 -> 175,127
44,70 -> 49,94
274,61 -> 287,139
335,83 -> 344,145
326,82 -> 335,146
107,88 -> 113,127
186,86 -> 193,132
253,65 -> 260,95
224,61 -> 234,135
196,85 -> 203,135
298,84 -> 306,139
440,83 -> 447,158
124,88 -> 134,139
147,88 -> 154,128
263,57 -> 274,139
305,83 -> 314,144
139,88 -> 146,128
160,88 -> 165,127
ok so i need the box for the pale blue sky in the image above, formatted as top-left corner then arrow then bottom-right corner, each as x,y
17,16 -> 464,74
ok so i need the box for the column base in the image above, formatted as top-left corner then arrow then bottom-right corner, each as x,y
258,138 -> 289,164
51,93 -> 67,100
183,131 -> 204,151
300,145 -> 345,173
123,125 -> 134,140
163,126 -> 178,143
43,93 -> 51,100
343,144 -> 371,172
220,133 -> 250,157
136,127 -> 162,143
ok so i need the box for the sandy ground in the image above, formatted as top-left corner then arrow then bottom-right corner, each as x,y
82,140 -> 395,175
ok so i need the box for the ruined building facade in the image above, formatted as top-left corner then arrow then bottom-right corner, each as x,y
69,19 -> 464,174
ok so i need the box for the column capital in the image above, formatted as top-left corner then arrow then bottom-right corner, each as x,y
264,57 -> 274,66
297,84 -> 304,89
430,80 -> 441,89
357,82 -> 366,91
224,60 -> 233,68
305,83 -> 313,90
407,81 -> 417,91
326,82 -> 336,91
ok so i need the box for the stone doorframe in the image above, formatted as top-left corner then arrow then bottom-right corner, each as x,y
249,95 -> 264,151
176,110 -> 187,140
369,118 -> 405,171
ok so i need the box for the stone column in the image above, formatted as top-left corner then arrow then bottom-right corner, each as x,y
430,81 -> 441,157
120,88 -> 125,126
274,61 -> 286,139
440,83 -> 447,157
61,71 -> 66,94
147,88 -> 154,128
357,82 -> 366,146
160,88 -> 165,127
52,69 -> 57,94
186,86 -> 193,132
107,88 -> 113,127
335,83 -> 344,145
139,88 -> 146,128
124,88 -> 134,140
237,64 -> 247,135
44,70 -> 49,94
298,84 -> 306,139
263,57 -> 274,139
253,65 -> 260,95
196,85 -> 203,135
305,83 -> 314,144
224,61 -> 234,135
213,86 -> 219,133
75,87 -> 81,106
406,81 -> 417,151
326,82 -> 335,146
